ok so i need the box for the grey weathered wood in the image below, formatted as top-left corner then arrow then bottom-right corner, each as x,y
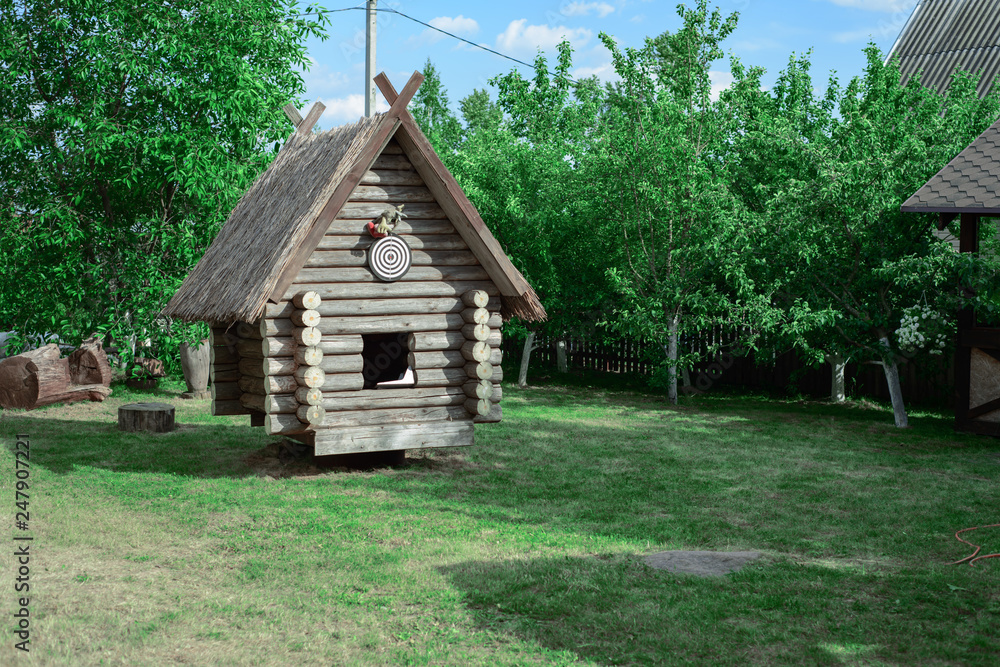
320,354 -> 363,374
239,392 -> 267,413
262,337 -> 296,357
295,386 -> 324,406
296,265 -> 491,284
296,366 -> 325,388
463,380 -> 493,400
260,318 -> 294,337
210,344 -> 238,365
283,103 -> 303,127
461,307 -> 489,324
462,323 -> 490,341
211,399 -> 246,417
465,398 -> 490,416
304,249 -> 480,268
297,404 -> 326,425
473,402 -> 502,424
295,346 -> 323,366
211,382 -> 242,401
295,327 -> 322,347
359,169 -> 424,186
236,322 -> 262,340
317,234 -> 469,251
297,101 -> 326,135
461,341 -> 491,362
291,309 -> 321,327
410,330 -> 500,351
490,383 -> 502,403
313,421 -> 474,456
210,363 -> 239,384
237,358 -> 267,378
118,402 -> 175,433
284,313 -> 464,335
314,372 -> 364,392
265,412 -> 309,435
317,297 -> 487,318
462,289 -> 489,308
319,335 -> 364,354
322,388 -> 464,411
371,154 -> 415,171
292,291 -> 322,310
238,374 -> 298,396
409,350 -> 465,369
261,357 -> 297,376
339,202 -> 443,219
287,280 -> 498,302
349,185 -> 436,203
236,339 -> 264,359
325,219 -> 456,235
487,312 -> 503,328
380,140 -> 405,154
413,367 -> 467,386
318,405 -> 466,429
466,361 -> 492,380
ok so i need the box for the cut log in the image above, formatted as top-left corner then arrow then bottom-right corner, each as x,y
292,291 -> 322,310
296,265 -> 490,284
0,345 -> 69,409
260,318 -> 295,337
487,312 -> 503,329
316,296 -> 494,318
320,354 -> 364,374
305,249 -> 480,268
296,366 -> 325,388
462,323 -> 490,341
238,374 -> 298,395
461,341 -> 492,362
211,399 -> 246,416
408,350 -> 465,369
322,388 -> 464,412
411,330 -> 499,351
413,367 -> 467,387
262,337 -> 296,357
67,335 -> 113,385
490,383 -> 503,403
236,339 -> 264,359
295,386 -> 324,406
318,234 -> 469,251
466,361 -> 493,380
318,335 -> 364,354
312,372 -> 363,392
265,413 -> 309,435
474,403 -> 502,424
463,380 -> 493,400
295,346 -> 323,366
261,357 -> 297,376
211,344 -> 238,365
210,363 -> 239,384
237,358 -> 267,378
236,322 -> 262,340
297,404 -> 326,425
325,219 -> 455,236
465,398 -> 491,416
118,402 -> 175,433
294,327 -> 322,347
291,309 -> 321,328
462,307 -> 490,324
462,289 -> 490,308
313,421 -> 473,456
303,313 -> 465,336
287,279 -> 497,302
239,393 -> 266,413
211,382 -> 242,401
315,405 -> 467,430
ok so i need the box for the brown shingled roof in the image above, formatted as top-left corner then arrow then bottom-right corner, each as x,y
901,118 -> 1000,213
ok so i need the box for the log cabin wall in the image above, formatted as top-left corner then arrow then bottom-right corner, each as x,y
246,139 -> 503,453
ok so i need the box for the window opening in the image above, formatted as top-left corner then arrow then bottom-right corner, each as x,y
361,332 -> 414,389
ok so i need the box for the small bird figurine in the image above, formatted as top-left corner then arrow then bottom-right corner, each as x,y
367,204 -> 406,238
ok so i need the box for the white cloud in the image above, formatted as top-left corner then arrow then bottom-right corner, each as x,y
317,94 -> 390,127
562,2 -> 615,18
427,15 -> 479,43
710,70 -> 734,102
298,58 -> 351,98
496,19 -> 592,54
824,0 -> 916,11
573,61 -> 617,81
630,14 -> 646,23
832,27 -> 877,43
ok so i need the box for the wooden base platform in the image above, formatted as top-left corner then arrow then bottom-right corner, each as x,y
299,420 -> 473,456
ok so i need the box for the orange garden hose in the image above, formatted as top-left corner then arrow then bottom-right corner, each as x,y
949,524 -> 1000,566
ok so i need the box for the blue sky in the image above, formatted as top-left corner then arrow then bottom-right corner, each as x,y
299,0 -> 919,129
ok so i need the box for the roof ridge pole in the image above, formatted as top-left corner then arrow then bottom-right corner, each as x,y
365,0 -> 377,117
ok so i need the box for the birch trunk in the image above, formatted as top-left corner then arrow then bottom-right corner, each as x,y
556,339 -> 567,373
878,336 -> 908,428
518,331 -> 536,388
826,353 -> 846,403
667,314 -> 679,405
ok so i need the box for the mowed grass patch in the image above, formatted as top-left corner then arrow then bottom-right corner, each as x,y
0,379 -> 997,665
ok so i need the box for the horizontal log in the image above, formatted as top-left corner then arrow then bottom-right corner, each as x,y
212,331 -> 239,347
320,354 -> 363,374
409,350 -> 465,369
212,399 -> 248,417
286,280 -> 498,302
211,382 -> 242,401
296,265 -> 491,283
316,296 -> 498,318
236,322 -> 262,340
371,154 -> 415,171
211,345 -> 238,366
304,249 -> 480,269
317,234 -> 469,251
296,366 -> 325,388
238,358 -> 270,378
326,219 -> 456,236
462,323 -> 490,341
212,368 -> 241,383
322,389 -> 465,412
260,318 -> 294,337
359,168 -> 424,186
462,290 -> 490,308
339,202 -> 443,219
413,367 -> 467,387
349,185 -> 436,203
461,341 -> 491,362
295,346 -> 323,366
240,393 -> 266,413
380,141 -> 404,154
297,404 -> 326,425
313,421 -> 474,456
410,331 -> 500,351
263,337 -> 296,357
466,361 -> 492,380
487,312 -> 503,328
296,386 -> 324,406
319,335 -> 364,354
264,357 -> 297,376
248,394 -> 298,414
491,383 -> 502,403
465,398 -> 491,417
316,372 -> 364,392
462,307 -> 489,325
322,386 -> 462,401
464,380 -> 493,400
305,313 -> 465,336
293,291 -> 322,310
291,309 -> 321,328
474,403 -> 502,424
265,413 -> 310,435
236,339 -> 264,359
316,405 -> 468,430
238,374 -> 298,395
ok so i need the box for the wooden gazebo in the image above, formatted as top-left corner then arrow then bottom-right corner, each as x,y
902,118 -> 1000,435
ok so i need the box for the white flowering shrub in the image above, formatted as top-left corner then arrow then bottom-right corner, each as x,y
895,305 -> 954,356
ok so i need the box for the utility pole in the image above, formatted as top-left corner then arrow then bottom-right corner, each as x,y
365,0 -> 377,117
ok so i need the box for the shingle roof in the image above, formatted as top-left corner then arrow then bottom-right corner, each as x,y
887,0 -> 1000,97
901,118 -> 1000,213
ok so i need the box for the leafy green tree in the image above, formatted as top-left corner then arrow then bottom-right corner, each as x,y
410,60 -> 463,155
0,0 -> 326,370
723,45 -> 1000,425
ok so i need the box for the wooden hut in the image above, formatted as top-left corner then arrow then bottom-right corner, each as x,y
163,72 -> 546,455
902,117 -> 1000,436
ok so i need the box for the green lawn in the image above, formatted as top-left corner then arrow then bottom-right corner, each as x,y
1,379 -> 998,665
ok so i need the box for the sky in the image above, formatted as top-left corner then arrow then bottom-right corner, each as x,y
298,0 -> 921,130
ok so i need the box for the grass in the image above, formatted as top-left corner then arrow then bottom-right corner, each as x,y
1,377 -> 998,665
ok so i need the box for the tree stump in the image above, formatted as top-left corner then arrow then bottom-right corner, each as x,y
118,402 -> 175,433
67,335 -> 113,385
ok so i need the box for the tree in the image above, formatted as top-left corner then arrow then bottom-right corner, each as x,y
0,0 -> 327,370
722,45 -> 1000,426
409,59 -> 463,156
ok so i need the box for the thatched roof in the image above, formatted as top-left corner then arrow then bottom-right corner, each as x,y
164,72 -> 546,326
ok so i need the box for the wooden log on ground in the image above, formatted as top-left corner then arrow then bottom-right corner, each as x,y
236,322 -> 262,340
294,327 -> 322,347
211,381 -> 242,401
211,399 -> 246,416
408,350 -> 465,369
461,323 -> 490,341
236,339 -> 264,359
461,307 -> 489,325
118,402 -> 175,433
295,265 -> 490,284
463,380 -> 493,400
295,346 -> 323,366
67,335 -> 112,386
465,398 -> 491,416
322,387 -> 464,411
238,374 -> 298,395
287,280 -> 498,302
262,337 -> 296,357
0,345 -> 71,409
474,403 -> 502,424
461,341 -> 492,362
296,386 -> 324,405
293,291 -> 322,310
466,361 -> 492,380
319,335 -> 364,354
296,366 -> 325,388
291,309 -> 321,327
320,354 -> 363,374
297,404 -> 326,425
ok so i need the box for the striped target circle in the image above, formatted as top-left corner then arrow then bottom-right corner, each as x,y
368,235 -> 412,281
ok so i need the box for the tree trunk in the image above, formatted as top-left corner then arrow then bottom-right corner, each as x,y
556,339 -> 567,373
878,336 -> 908,428
826,353 -> 846,403
518,331 -> 537,388
667,314 -> 679,405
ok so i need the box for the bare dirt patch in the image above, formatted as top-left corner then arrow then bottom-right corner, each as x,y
643,550 -> 763,576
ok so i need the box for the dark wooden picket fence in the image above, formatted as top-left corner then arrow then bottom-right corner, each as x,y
523,329 -> 955,407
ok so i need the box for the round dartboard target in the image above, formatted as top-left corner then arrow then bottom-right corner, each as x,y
368,235 -> 412,281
